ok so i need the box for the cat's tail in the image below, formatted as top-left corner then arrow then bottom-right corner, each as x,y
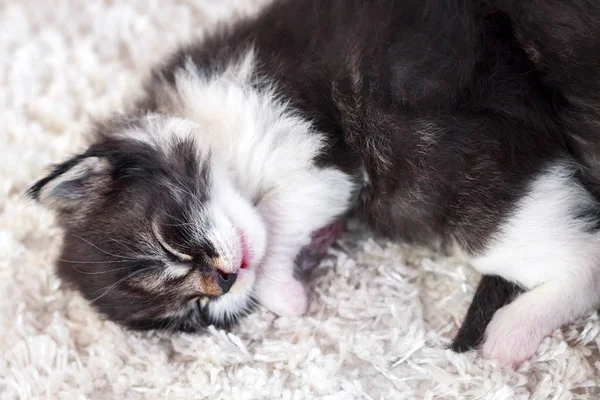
450,275 -> 522,352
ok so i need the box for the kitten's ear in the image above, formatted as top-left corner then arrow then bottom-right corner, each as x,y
27,156 -> 112,211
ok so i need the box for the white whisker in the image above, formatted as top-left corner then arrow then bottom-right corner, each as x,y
90,267 -> 155,304
72,234 -> 141,260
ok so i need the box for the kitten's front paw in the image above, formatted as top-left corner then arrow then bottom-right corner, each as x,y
258,278 -> 308,317
482,305 -> 544,367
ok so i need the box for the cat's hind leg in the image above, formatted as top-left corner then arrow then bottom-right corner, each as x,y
480,278 -> 600,365
471,163 -> 600,366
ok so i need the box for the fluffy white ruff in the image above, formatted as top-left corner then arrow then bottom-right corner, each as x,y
1,0 -> 600,398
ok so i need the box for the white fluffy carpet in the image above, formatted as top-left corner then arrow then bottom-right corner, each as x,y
2,1 -> 600,399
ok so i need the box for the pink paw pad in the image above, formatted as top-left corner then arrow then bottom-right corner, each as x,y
481,305 -> 545,367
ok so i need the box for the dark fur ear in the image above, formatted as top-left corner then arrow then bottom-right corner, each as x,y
27,156 -> 112,211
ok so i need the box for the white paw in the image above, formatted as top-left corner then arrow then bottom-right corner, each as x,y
257,278 -> 308,317
482,304 -> 545,367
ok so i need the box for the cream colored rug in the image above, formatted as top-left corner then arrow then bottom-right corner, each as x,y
1,1 -> 599,399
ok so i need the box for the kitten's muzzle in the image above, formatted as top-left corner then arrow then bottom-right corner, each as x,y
216,270 -> 237,294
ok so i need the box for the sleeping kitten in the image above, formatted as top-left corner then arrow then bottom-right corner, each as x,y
28,0 -> 600,366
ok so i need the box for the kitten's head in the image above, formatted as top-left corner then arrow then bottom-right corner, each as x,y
28,114 -> 267,331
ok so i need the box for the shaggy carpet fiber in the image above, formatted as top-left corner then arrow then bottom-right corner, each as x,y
1,0 -> 600,399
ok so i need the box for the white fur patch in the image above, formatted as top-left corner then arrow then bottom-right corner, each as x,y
163,263 -> 193,279
472,163 -> 600,365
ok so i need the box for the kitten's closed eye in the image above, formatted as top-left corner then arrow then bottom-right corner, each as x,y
152,221 -> 193,262
151,222 -> 195,279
